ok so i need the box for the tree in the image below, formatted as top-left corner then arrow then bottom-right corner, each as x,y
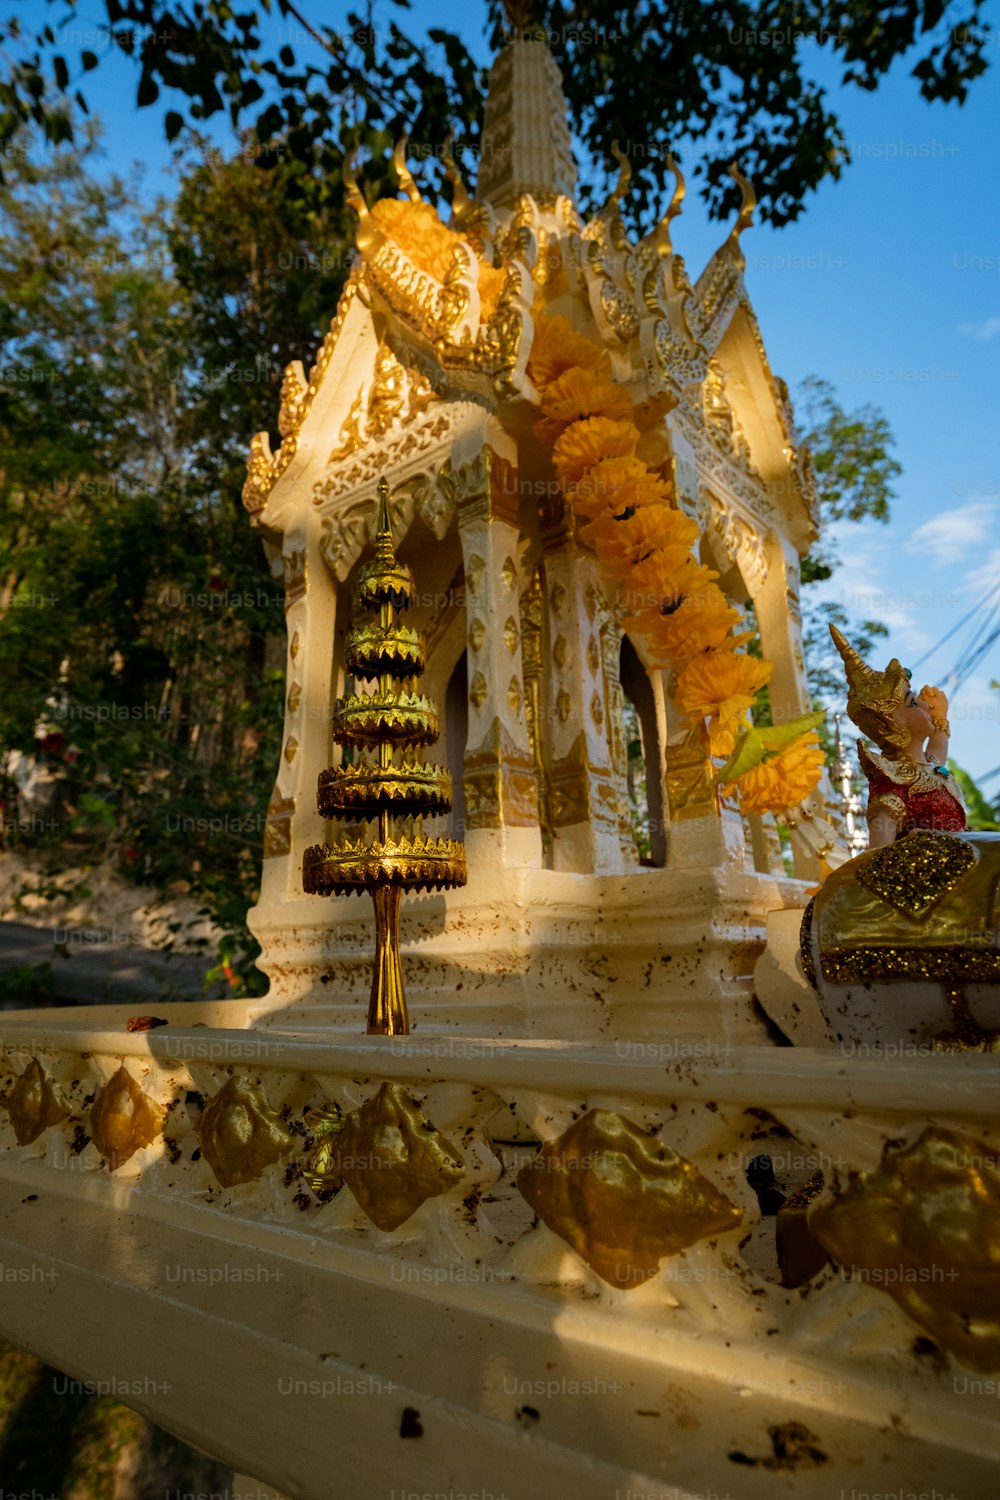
0,129 -> 309,992
0,0 -> 991,227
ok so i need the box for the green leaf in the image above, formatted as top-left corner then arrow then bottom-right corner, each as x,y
718,710 -> 827,783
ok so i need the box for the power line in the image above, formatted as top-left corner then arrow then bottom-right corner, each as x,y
912,576 -> 1000,670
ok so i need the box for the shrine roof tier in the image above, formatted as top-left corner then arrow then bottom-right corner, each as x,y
242,34 -> 817,556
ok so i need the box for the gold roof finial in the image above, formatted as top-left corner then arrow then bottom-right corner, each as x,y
655,154 -> 686,258
442,129 -> 470,215
343,144 -> 369,220
829,624 -> 911,754
727,159 -> 756,245
393,132 -> 423,203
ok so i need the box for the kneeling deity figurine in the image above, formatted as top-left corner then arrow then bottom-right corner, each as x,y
799,627 -> 999,1051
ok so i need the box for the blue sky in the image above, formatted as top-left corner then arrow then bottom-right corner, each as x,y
64,0 -> 1000,783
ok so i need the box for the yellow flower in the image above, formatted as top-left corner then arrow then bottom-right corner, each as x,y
724,731 -> 825,816
553,417 -> 639,489
568,457 -> 658,520
528,312 -> 612,388
634,581 -> 746,666
534,366 -> 634,444
581,510 -> 699,583
675,653 -> 773,757
625,556 -> 719,621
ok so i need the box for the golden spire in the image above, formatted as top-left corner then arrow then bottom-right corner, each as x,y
303,476 -> 466,1035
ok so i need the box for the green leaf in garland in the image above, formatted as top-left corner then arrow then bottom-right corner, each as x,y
717,709 -> 826,784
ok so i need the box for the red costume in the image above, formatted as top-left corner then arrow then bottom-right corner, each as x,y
859,743 -> 967,837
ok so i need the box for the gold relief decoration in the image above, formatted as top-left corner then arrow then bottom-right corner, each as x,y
290,630 -> 301,661
465,553 -> 486,597
556,688 -> 572,724
517,1109 -> 741,1288
507,676 -> 523,717
243,429 -> 297,518
283,736 -> 299,764
553,635 -> 569,669
314,407 -> 457,510
302,1102 -> 345,1197
468,617 -> 486,653
287,682 -> 302,714
549,581 -> 567,615
503,615 -> 519,655
590,690 -> 605,727
278,359 -> 309,439
664,726 -> 719,822
548,733 -> 620,830
855,829 -> 976,919
469,671 -> 489,711
584,581 -> 599,624
463,716 -> 540,830
810,1128 -> 1000,1372
501,555 -> 518,592
90,1064 -> 164,1172
7,1058 -> 69,1146
328,1082 -> 465,1232
195,1075 -> 295,1190
283,547 -> 307,608
586,635 -> 600,675
263,793 -> 295,859
328,340 -> 438,463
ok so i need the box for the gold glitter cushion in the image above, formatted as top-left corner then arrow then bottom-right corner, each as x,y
855,830 -> 977,919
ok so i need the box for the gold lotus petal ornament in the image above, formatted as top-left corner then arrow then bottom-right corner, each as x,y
332,1082 -> 465,1231
7,1057 -> 69,1146
90,1064 -> 164,1171
810,1126 -> 1000,1371
517,1108 -> 742,1289
195,1075 -> 295,1189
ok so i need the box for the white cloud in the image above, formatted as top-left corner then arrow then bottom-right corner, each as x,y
966,545 -> 1000,597
957,316 -> 1000,342
906,501 -> 998,564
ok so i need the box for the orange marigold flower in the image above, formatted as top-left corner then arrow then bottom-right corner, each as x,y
724,732 -> 825,816
581,511 -> 699,583
567,457 -> 652,520
553,417 -> 639,489
528,312 -> 612,388
534,366 -> 634,444
624,556 -> 718,620
675,652 -> 773,757
636,585 -> 746,667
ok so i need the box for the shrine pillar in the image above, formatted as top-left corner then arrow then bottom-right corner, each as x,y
456,447 -> 543,867
538,504 -> 627,873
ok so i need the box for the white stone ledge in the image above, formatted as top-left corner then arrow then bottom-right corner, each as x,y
1,1010 -> 998,1117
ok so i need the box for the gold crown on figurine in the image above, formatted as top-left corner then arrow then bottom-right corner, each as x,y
829,625 -> 911,755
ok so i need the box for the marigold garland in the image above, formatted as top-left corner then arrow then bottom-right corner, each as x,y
529,304 -> 824,818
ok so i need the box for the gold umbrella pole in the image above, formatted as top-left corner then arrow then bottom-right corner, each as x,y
302,477 -> 467,1036
370,884 -> 406,1035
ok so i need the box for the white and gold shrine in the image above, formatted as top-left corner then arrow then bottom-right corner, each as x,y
243,35 -> 832,1044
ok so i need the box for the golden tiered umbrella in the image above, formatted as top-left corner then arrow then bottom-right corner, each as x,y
303,477 -> 467,1034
